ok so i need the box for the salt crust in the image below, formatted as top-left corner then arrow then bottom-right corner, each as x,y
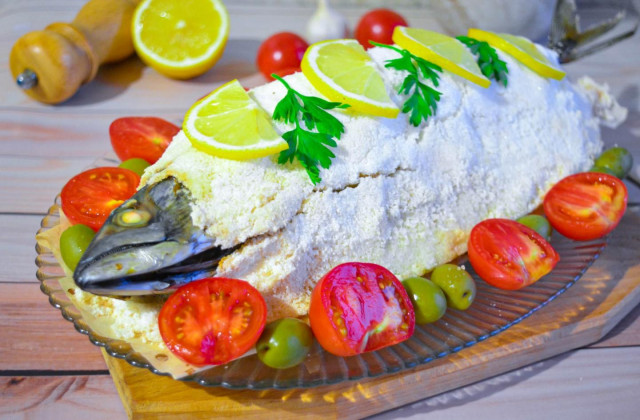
141,45 -> 603,321
577,76 -> 628,128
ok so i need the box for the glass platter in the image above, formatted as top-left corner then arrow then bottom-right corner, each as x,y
35,162 -> 607,390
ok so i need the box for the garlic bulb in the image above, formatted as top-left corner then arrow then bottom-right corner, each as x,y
306,0 -> 349,44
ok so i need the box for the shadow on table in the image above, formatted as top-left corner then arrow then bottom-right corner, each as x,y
367,352 -> 571,419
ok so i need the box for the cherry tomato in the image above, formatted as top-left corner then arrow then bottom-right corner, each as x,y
256,32 -> 308,80
309,262 -> 415,357
61,167 -> 140,231
468,219 -> 559,290
355,9 -> 408,49
159,277 -> 267,367
543,172 -> 627,241
110,117 -> 180,164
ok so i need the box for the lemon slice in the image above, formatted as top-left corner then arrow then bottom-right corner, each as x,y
132,0 -> 229,79
467,28 -> 566,80
183,80 -> 288,160
301,39 -> 400,119
392,27 -> 490,88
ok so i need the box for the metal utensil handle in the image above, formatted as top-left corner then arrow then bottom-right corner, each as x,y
550,0 -> 639,63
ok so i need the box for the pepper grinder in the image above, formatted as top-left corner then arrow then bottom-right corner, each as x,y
10,0 -> 139,104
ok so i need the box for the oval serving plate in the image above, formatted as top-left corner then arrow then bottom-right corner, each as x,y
35,157 -> 607,389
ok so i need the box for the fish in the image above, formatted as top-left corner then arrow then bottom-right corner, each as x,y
74,40 -> 623,321
74,176 -> 238,295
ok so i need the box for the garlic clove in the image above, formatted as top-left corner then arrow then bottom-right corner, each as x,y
306,0 -> 349,44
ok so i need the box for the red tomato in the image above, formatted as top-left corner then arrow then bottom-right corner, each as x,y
256,32 -> 308,80
159,277 -> 267,367
355,9 -> 408,49
543,172 -> 627,241
309,262 -> 415,357
61,167 -> 140,231
109,117 -> 180,164
468,219 -> 559,290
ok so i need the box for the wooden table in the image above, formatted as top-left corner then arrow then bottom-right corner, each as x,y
1,1 -> 639,419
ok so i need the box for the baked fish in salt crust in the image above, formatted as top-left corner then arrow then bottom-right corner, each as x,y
71,43 -> 623,331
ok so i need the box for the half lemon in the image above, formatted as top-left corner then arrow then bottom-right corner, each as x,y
392,27 -> 490,88
301,39 -> 400,119
132,0 -> 229,79
183,80 -> 288,160
467,28 -> 566,80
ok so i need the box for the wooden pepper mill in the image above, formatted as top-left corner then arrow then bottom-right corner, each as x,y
10,0 -> 139,104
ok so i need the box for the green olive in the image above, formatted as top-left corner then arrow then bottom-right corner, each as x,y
430,264 -> 476,311
119,158 -> 151,177
256,318 -> 313,369
60,224 -> 95,271
402,277 -> 447,324
589,165 -> 618,177
516,214 -> 552,241
594,147 -> 633,179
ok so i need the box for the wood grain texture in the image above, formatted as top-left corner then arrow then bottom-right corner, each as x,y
0,157 -> 97,213
103,209 -> 640,419
8,0 -> 141,104
0,215 -> 43,283
1,1 -> 639,419
0,375 -> 126,420
370,347 -> 640,420
0,283 -> 106,371
592,301 -> 640,347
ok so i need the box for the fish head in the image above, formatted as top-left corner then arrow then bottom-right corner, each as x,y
73,177 -> 230,295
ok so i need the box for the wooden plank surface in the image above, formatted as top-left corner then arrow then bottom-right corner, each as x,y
1,1 -> 639,419
591,301 -> 640,347
106,348 -> 640,420
0,283 -> 106,371
371,347 -> 640,420
0,375 -> 125,420
0,215 -> 43,283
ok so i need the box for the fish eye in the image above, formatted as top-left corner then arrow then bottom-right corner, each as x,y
115,209 -> 151,228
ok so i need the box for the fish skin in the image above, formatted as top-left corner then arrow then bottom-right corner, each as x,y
74,177 -> 236,294
80,44 -> 606,321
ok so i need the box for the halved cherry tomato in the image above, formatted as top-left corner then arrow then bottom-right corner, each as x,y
309,262 -> 415,357
109,117 -> 180,164
355,9 -> 408,49
256,32 -> 308,80
159,277 -> 267,367
61,167 -> 140,231
543,172 -> 627,241
468,219 -> 559,290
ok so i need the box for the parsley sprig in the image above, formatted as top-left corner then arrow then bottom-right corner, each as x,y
271,74 -> 349,185
456,36 -> 509,87
372,42 -> 442,127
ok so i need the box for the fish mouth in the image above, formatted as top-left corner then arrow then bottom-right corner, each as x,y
73,177 -> 238,295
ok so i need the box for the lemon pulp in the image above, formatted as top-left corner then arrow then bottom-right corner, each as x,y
467,28 -> 565,80
302,39 -> 400,118
392,27 -> 490,88
132,0 -> 229,79
183,80 -> 288,160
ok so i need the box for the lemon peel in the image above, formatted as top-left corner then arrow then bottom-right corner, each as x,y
132,0 -> 229,79
468,28 -> 566,80
183,80 -> 288,160
302,39 -> 400,118
393,27 -> 490,88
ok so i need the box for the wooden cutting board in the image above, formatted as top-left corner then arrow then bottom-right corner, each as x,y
104,207 -> 640,420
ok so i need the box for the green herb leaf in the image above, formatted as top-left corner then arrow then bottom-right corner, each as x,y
456,36 -> 509,87
271,74 -> 348,184
372,42 -> 443,127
